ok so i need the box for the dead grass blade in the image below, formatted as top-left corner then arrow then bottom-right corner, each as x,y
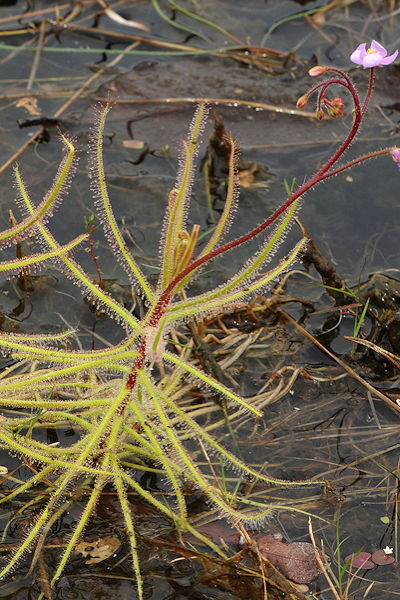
105,95 -> 318,118
96,0 -> 151,32
344,336 -> 400,369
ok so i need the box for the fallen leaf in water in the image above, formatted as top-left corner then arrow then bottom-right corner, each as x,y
344,552 -> 375,570
16,96 -> 40,116
75,535 -> 121,564
371,549 -> 395,566
255,534 -> 326,584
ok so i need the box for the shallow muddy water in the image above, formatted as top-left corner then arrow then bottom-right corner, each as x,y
0,1 -> 399,599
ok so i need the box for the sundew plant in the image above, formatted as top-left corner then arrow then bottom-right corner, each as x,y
0,41 -> 398,599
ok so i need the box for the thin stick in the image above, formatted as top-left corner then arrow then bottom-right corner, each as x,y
27,20 -> 45,91
0,1 -> 92,26
104,95 -> 317,119
281,311 -> 400,414
308,517 -> 341,600
367,391 -> 381,430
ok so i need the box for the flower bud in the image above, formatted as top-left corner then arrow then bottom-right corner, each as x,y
308,66 -> 328,77
324,96 -> 345,117
296,95 -> 308,109
316,109 -> 325,120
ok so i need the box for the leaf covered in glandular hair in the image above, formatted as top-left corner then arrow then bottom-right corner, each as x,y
256,534 -> 326,583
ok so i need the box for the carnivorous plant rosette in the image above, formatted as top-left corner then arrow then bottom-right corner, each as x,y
0,41 -> 398,600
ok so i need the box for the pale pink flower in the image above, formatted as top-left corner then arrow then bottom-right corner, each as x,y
350,40 -> 398,68
390,148 -> 400,170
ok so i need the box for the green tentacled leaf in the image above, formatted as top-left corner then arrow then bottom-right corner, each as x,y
163,350 -> 262,416
91,104 -> 154,302
166,237 -> 308,321
0,233 -> 87,272
0,135 -> 76,246
159,103 -> 208,288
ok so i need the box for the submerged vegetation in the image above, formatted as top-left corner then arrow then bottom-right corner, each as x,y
0,37 -> 398,599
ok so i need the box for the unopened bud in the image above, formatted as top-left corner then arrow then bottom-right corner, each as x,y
296,95 -> 308,109
316,109 -> 325,120
324,96 -> 345,118
308,65 -> 328,77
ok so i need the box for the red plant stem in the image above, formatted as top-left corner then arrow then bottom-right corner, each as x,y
316,66 -> 374,115
303,78 -> 362,176
124,340 -> 146,393
306,66 -> 356,102
361,68 -> 374,114
316,81 -> 332,112
314,78 -> 353,117
318,66 -> 357,91
87,223 -> 105,290
319,147 -> 393,181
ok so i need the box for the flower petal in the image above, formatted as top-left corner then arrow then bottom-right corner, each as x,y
390,148 -> 400,169
362,52 -> 386,67
380,49 -> 398,65
370,40 -> 387,56
350,43 -> 367,65
350,44 -> 367,65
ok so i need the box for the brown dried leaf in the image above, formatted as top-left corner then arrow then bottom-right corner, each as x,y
75,535 -> 121,564
238,169 -> 256,188
256,534 -> 326,584
16,97 -> 40,116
